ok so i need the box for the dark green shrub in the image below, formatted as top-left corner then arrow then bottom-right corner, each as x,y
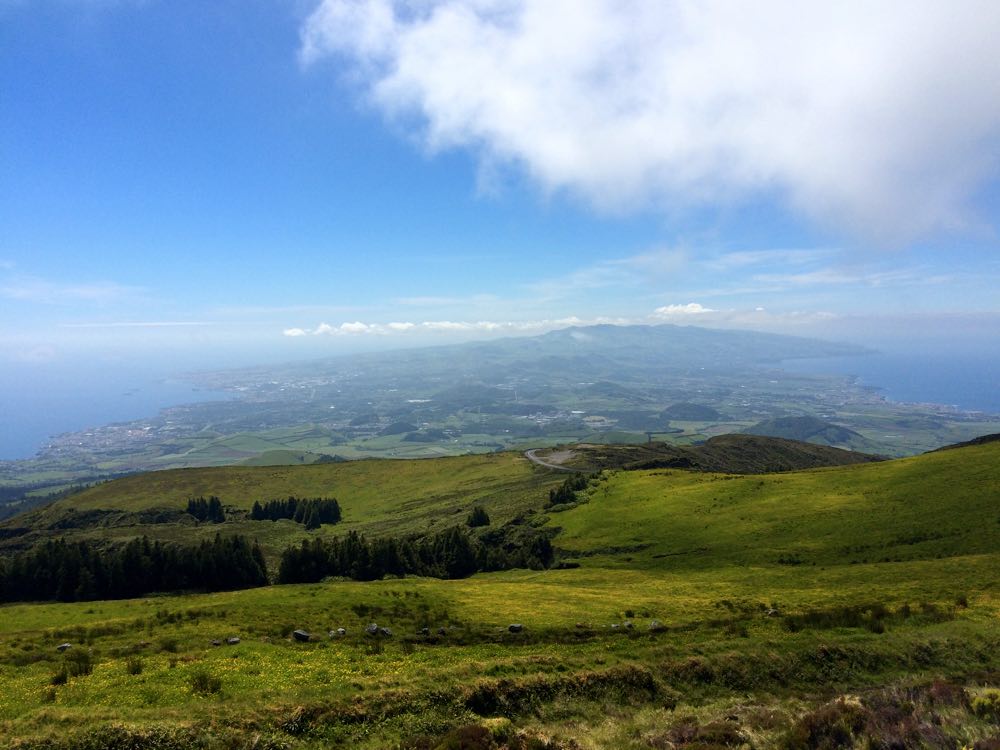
125,655 -> 144,675
190,669 -> 222,695
783,698 -> 869,749
65,649 -> 93,677
159,637 -> 179,653
467,506 -> 491,527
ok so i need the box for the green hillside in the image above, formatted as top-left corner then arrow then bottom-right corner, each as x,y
540,433 -> 882,473
556,440 -> 1000,568
744,415 -> 882,452
1,440 -> 998,748
0,452 -> 564,561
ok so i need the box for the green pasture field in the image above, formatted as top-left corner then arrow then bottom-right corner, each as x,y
3,453 -> 564,563
1,441 -> 999,748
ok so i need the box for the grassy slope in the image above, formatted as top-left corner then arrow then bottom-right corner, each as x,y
0,442 -> 998,748
18,452 -> 554,529
555,441 -> 1000,568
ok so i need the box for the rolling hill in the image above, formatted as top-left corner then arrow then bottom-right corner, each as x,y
0,437 -> 998,749
744,415 -> 883,451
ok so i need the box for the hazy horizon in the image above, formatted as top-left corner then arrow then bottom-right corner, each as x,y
2,319 -> 999,461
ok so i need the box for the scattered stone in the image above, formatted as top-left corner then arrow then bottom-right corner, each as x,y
226,637 -> 240,645
56,643 -> 72,652
575,622 -> 588,629
766,608 -> 780,617
292,629 -> 311,642
365,623 -> 379,636
610,624 -> 620,630
378,627 -> 393,638
336,628 -> 346,636
508,623 -> 524,633
648,620 -> 665,632
419,627 -> 430,636
210,640 -> 222,647
437,627 -> 447,636
623,620 -> 634,630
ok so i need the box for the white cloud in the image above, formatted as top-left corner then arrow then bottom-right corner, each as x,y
283,327 -> 309,337
302,0 -> 1000,241
653,303 -> 715,316
340,320 -> 376,333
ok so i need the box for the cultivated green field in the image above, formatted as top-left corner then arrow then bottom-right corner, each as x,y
1,441 -> 999,748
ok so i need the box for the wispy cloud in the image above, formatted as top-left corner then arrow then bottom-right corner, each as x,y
7,345 -> 59,364
525,247 -> 687,302
750,267 -> 954,290
393,293 -> 499,307
284,315 -> 630,337
211,303 -> 375,317
702,249 -> 834,272
60,321 -> 217,328
303,0 -> 1000,243
0,276 -> 142,305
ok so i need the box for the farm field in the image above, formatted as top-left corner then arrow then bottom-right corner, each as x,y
0,439 -> 998,748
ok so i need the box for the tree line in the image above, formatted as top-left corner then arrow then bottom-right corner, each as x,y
0,519 -> 553,602
186,496 -> 225,523
0,534 -> 267,603
277,521 -> 554,584
250,496 -> 341,529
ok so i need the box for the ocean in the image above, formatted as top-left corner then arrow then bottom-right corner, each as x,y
0,364 -> 229,461
779,351 -> 1000,414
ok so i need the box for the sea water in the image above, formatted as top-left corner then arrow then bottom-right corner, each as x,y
780,351 -> 1000,414
0,363 -> 229,460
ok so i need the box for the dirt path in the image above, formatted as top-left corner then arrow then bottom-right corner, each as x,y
523,449 -> 581,472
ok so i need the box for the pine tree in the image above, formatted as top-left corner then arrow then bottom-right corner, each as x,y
467,506 -> 490,527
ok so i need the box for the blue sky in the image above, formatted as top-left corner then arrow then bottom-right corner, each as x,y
2,0 -> 1000,373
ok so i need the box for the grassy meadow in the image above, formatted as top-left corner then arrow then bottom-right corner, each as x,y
1,440 -> 999,748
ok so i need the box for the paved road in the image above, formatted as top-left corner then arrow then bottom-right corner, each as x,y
523,449 -> 581,472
